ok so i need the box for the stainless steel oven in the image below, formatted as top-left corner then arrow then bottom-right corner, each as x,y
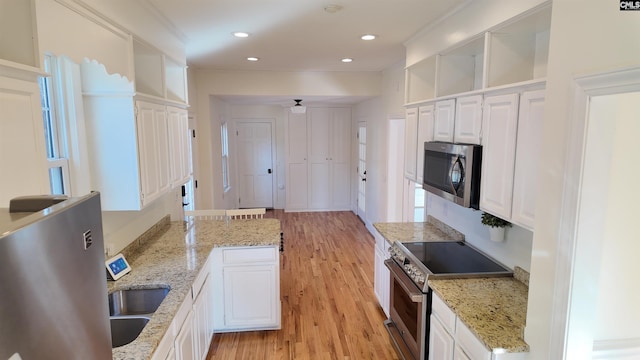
384,241 -> 512,360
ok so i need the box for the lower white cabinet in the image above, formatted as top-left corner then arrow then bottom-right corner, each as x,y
151,258 -> 212,360
373,233 -> 390,317
211,246 -> 281,332
430,292 -> 526,360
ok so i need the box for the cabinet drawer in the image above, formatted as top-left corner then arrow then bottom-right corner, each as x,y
222,246 -> 277,264
455,317 -> 490,360
431,292 -> 456,333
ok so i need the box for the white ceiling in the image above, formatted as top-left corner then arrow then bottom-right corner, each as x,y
145,0 -> 468,73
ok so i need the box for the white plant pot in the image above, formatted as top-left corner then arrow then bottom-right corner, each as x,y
488,226 -> 505,242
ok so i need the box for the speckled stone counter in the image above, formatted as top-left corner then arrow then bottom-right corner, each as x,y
429,272 -> 529,353
373,215 -> 464,243
109,217 -> 281,360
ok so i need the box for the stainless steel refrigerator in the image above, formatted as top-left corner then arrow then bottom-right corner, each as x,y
0,192 -> 111,359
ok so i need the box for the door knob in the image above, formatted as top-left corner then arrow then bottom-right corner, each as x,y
268,169 -> 272,174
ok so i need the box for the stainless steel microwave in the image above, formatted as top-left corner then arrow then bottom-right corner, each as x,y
423,141 -> 482,209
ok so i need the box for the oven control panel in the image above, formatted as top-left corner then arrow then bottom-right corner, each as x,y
389,244 -> 427,287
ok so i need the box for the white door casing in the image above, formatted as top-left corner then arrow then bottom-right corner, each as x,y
235,120 -> 275,208
357,123 -> 366,221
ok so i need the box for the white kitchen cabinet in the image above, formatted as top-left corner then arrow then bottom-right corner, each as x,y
80,59 -> 190,210
454,95 -> 483,144
403,107 -> 418,181
433,99 -> 456,142
193,275 -> 211,360
511,90 -> 545,230
168,106 -> 191,187
174,310 -> 196,360
285,107 -> 351,211
0,62 -> 49,206
416,105 -> 435,184
211,246 -> 281,332
479,93 -> 519,219
285,112 -> 309,210
430,292 -> 526,360
373,232 -> 391,317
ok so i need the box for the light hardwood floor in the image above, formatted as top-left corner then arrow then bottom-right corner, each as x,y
207,210 -> 399,360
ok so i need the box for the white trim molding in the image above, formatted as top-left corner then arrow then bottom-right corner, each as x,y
593,338 -> 640,359
549,66 -> 640,360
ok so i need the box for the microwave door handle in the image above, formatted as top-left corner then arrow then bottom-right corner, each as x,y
450,157 -> 465,193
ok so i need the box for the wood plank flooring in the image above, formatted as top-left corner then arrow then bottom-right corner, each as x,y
207,211 -> 399,360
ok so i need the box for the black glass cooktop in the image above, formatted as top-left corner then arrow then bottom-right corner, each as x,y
402,241 -> 510,275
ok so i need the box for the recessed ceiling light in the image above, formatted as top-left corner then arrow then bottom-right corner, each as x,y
233,32 -> 250,38
361,34 -> 376,41
247,57 -> 259,61
341,58 -> 353,63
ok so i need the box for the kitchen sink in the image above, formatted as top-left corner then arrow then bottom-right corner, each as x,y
110,316 -> 150,348
108,287 -> 170,316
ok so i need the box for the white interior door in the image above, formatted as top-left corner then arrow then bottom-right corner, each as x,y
236,121 -> 274,208
357,123 -> 367,221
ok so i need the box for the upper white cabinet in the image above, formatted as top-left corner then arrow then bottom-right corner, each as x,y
0,62 -> 49,206
168,106 -> 191,187
0,2 -> 38,67
403,107 -> 418,181
480,89 -> 544,230
416,105 -> 435,184
133,39 -> 188,104
479,93 -> 519,219
405,5 -> 550,104
285,107 -> 351,211
454,95 -> 483,144
81,59 -> 190,210
433,99 -> 456,142
511,90 -> 545,230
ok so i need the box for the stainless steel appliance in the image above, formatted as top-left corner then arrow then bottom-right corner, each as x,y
423,142 -> 482,209
0,193 -> 111,359
384,241 -> 512,360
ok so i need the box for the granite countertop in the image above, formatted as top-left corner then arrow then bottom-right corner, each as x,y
109,217 -> 281,360
373,215 -> 465,243
428,269 -> 530,353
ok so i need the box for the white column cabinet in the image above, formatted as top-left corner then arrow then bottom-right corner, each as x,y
285,107 -> 351,211
433,99 -> 456,142
211,246 -> 281,332
0,63 -> 49,206
454,95 -> 483,144
479,93 -> 519,219
285,112 -> 308,210
403,107 -> 418,182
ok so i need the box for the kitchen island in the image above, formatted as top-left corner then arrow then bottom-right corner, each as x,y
108,217 -> 281,360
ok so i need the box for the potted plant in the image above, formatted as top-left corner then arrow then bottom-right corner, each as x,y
481,212 -> 511,242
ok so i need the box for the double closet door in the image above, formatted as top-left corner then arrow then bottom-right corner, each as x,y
285,107 -> 351,211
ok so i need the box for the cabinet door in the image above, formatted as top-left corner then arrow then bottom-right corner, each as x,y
429,315 -> 455,360
453,345 -> 472,360
137,101 -> 170,206
416,104 -> 435,184
403,107 -> 418,181
168,106 -> 190,187
479,94 -> 519,219
454,95 -> 483,144
0,75 -> 48,206
511,90 -> 545,230
433,99 -> 455,142
308,108 -> 331,209
330,108 -> 351,210
374,243 -> 390,317
156,107 -> 171,194
193,276 -> 211,360
285,112 -> 308,210
174,310 -> 195,360
222,264 -> 280,330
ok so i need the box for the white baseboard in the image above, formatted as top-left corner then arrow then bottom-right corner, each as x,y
592,338 -> 640,359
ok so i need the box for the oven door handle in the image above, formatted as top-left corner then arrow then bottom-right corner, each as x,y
384,259 -> 424,303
